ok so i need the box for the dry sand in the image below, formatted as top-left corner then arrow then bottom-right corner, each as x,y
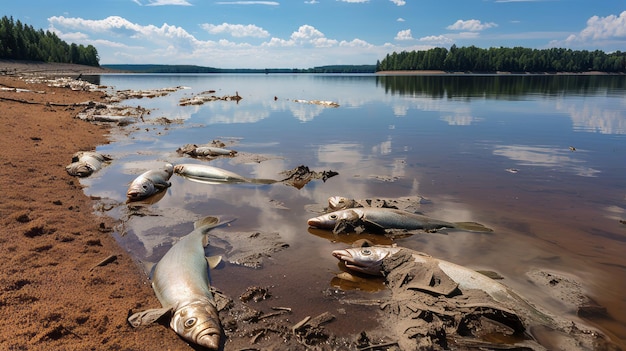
0,63 -> 192,351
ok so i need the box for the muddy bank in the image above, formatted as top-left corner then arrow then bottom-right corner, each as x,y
0,67 -> 193,350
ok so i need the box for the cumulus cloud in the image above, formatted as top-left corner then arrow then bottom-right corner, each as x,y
446,19 -> 497,31
47,15 -> 410,68
395,29 -> 413,40
419,35 -> 454,45
397,18 -> 405,22
338,0 -> 369,3
574,11 -> 626,41
390,0 -> 406,5
548,11 -> 626,49
201,23 -> 270,38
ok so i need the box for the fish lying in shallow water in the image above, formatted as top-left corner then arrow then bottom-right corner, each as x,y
332,246 -> 515,300
65,151 -> 112,177
307,207 -> 492,234
332,245 -> 618,350
128,216 -> 229,350
126,163 -> 173,201
178,144 -> 237,158
174,163 -> 276,184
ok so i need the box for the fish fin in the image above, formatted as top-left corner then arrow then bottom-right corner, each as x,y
206,255 -> 222,269
154,182 -> 171,190
194,216 -> 237,235
362,219 -> 386,231
127,307 -> 172,327
452,222 -> 493,233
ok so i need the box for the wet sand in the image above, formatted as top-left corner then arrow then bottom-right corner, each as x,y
0,64 -> 190,350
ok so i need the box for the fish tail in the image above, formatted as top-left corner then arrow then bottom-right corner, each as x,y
194,216 -> 236,233
247,178 -> 277,184
452,222 -> 493,233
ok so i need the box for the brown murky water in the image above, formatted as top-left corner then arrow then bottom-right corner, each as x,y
82,74 -> 626,348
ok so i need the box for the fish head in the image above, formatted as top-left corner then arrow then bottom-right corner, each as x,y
126,178 -> 155,200
307,209 -> 361,229
328,196 -> 352,211
332,246 -> 398,276
171,302 -> 222,350
162,163 -> 174,177
66,162 -> 94,177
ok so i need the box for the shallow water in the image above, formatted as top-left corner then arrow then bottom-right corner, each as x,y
82,74 -> 626,346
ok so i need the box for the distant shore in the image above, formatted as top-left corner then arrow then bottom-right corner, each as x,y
0,59 -> 120,76
375,69 -> 618,75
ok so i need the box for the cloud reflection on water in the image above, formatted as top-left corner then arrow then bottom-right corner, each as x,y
492,144 -> 600,177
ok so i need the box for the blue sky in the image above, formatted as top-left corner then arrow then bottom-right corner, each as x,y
5,0 -> 626,68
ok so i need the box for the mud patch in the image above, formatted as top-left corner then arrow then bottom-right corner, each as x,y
209,230 -> 290,269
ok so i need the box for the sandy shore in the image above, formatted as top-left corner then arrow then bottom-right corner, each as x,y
0,63 -> 189,350
2,61 -> 623,351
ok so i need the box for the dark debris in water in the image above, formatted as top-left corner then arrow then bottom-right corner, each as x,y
279,165 -> 339,189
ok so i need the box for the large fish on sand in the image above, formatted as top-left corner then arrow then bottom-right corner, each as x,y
173,163 -> 276,184
308,207 -> 492,234
128,216 -> 230,350
126,163 -> 173,201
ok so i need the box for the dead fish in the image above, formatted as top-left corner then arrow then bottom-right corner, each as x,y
192,146 -> 237,157
128,216 -> 230,350
328,196 -> 360,211
126,164 -> 173,201
65,151 -> 112,177
307,208 -> 493,234
332,246 -> 555,319
173,163 -> 276,185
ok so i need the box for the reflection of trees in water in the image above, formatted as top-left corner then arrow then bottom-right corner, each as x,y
376,75 -> 626,99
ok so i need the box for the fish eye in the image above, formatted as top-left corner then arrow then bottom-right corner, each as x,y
329,214 -> 337,219
184,317 -> 197,328
361,249 -> 372,256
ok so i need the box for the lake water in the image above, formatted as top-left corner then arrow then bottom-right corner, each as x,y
82,73 -> 626,347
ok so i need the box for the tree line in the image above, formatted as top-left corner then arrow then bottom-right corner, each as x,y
0,16 -> 99,66
376,45 -> 626,73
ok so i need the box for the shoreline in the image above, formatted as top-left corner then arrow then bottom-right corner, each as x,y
0,64 -> 187,350
375,69 -> 620,75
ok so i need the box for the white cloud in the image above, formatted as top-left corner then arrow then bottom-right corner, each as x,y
338,0 -> 369,3
395,29 -> 413,40
573,11 -> 626,41
419,35 -> 454,45
390,0 -> 406,5
47,15 -> 415,68
305,0 -> 319,3
202,23 -> 270,38
446,19 -> 497,31
397,18 -> 405,22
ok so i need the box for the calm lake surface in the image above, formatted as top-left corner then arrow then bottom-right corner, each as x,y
82,74 -> 626,346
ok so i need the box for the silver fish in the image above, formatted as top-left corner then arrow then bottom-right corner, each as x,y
331,245 -> 616,350
307,207 -> 492,234
65,151 -> 112,177
173,163 -> 276,185
126,164 -> 173,200
192,146 -> 237,157
128,216 -> 229,349
328,196 -> 360,211
332,246 -> 516,301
